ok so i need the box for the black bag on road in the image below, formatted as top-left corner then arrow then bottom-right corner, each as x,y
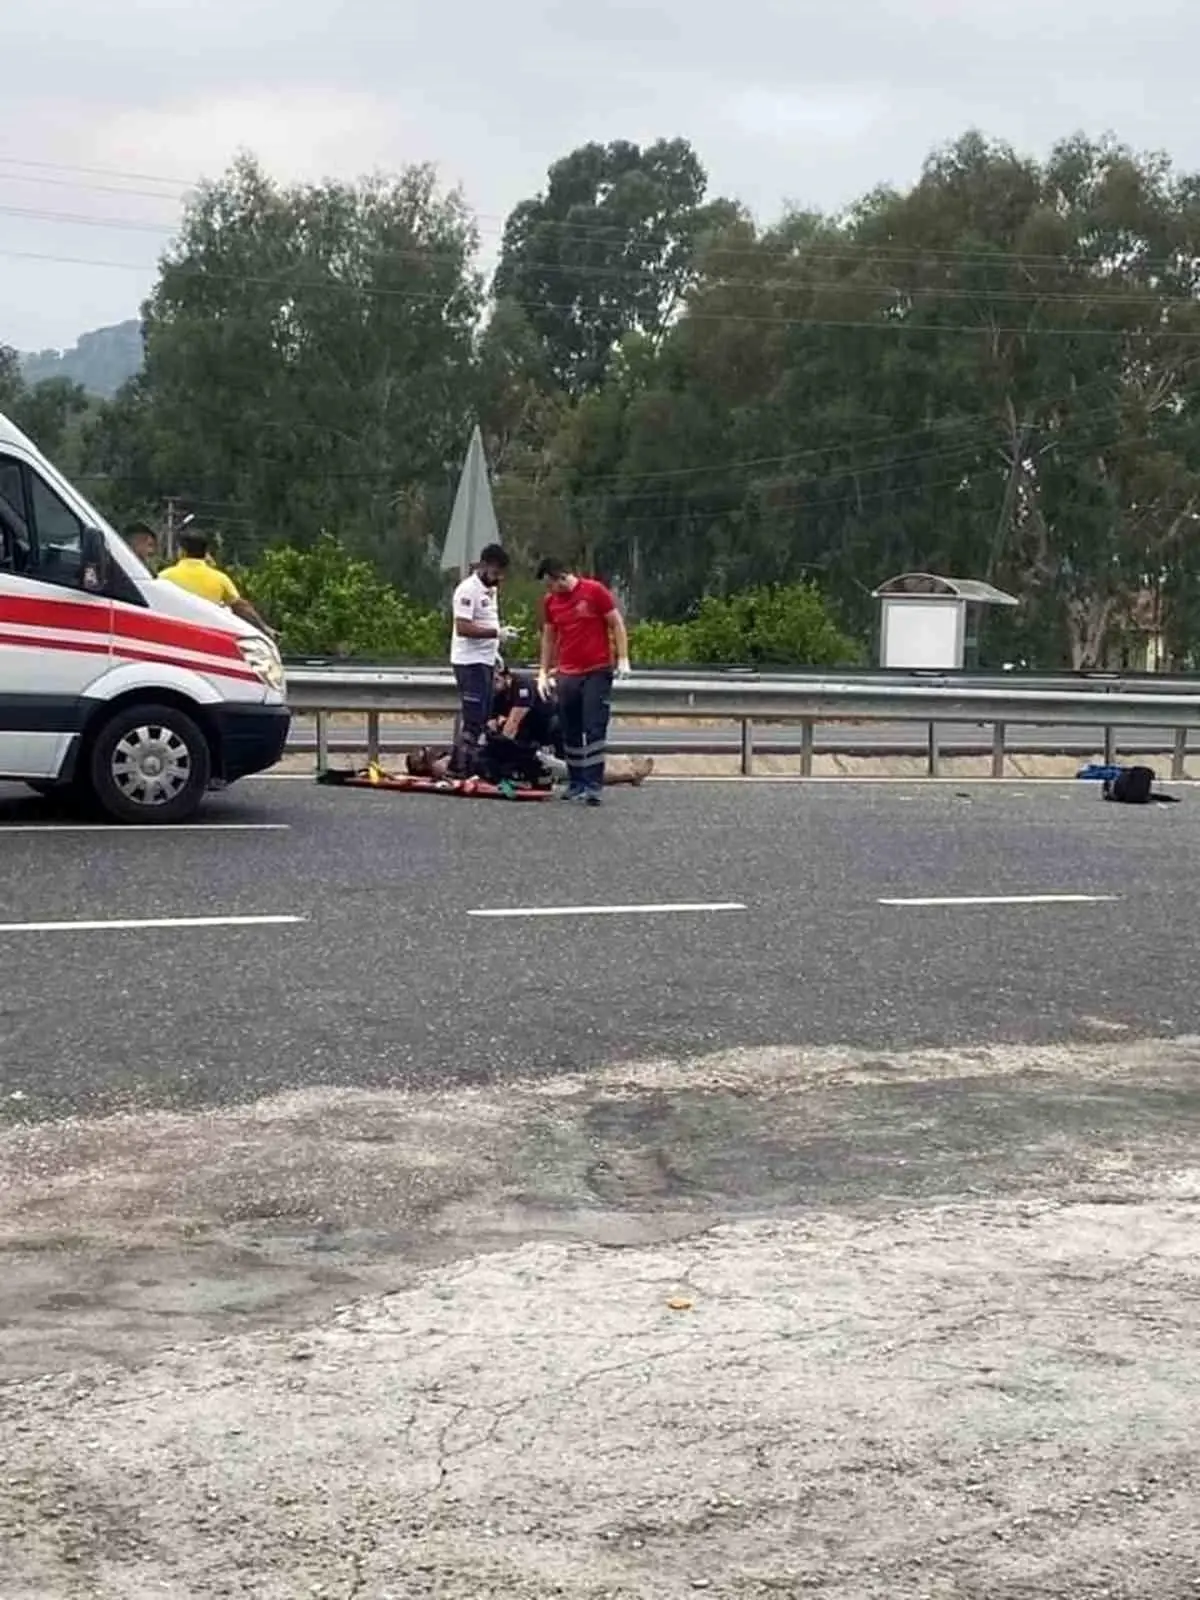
1103,766 -> 1179,804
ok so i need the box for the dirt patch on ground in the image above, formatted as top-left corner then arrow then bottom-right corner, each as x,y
2,1039 -> 1199,1598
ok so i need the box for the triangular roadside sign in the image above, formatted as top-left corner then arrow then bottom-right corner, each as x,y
440,425 -> 500,576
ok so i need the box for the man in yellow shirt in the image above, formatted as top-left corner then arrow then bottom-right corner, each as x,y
161,532 -> 274,636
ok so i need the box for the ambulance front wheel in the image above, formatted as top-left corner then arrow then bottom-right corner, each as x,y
88,702 -> 213,825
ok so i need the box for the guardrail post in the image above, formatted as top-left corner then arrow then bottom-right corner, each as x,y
991,721 -> 1006,779
927,722 -> 941,778
366,712 -> 381,765
315,710 -> 329,774
740,719 -> 754,776
800,719 -> 814,777
1172,726 -> 1188,781
1104,726 -> 1116,766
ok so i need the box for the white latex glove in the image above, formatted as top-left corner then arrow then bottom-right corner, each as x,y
498,624 -> 520,644
615,657 -> 632,680
536,669 -> 553,700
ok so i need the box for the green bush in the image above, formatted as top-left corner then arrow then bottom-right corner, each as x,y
686,583 -> 861,667
236,534 -> 446,658
627,583 -> 861,667
496,596 -> 537,664
627,619 -> 694,664
234,540 -> 861,667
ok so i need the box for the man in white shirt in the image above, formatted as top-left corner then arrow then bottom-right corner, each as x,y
449,542 -> 517,776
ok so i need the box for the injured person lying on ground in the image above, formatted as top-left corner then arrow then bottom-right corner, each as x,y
405,738 -> 653,789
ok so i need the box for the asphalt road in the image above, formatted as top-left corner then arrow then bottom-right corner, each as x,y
2,774 -> 1198,1122
4,774 -> 1200,1599
290,718 -> 1187,755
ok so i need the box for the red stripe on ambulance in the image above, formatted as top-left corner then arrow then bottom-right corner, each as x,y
0,593 -> 244,660
0,628 -> 260,686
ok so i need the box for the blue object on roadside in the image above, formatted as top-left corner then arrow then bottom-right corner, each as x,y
1077,763 -> 1122,781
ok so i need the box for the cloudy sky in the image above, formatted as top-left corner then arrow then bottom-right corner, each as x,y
3,0 -> 1192,351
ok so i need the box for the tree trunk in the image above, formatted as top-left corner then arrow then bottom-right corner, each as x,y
1065,592 -> 1114,669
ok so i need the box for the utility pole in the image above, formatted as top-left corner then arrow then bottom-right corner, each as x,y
163,498 -> 179,564
162,499 -> 194,563
459,440 -> 478,579
987,420 -> 1030,582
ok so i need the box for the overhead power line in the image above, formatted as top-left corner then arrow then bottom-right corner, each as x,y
73,381 -> 1120,504
3,198 -> 1200,314
3,152 -> 1200,274
74,391 -> 1130,533
5,244 -> 1200,343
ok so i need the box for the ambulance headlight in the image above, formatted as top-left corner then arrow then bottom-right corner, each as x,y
239,635 -> 285,692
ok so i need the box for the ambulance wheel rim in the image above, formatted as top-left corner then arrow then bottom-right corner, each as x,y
110,724 -> 193,807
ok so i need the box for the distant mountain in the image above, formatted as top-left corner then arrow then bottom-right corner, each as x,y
20,320 -> 143,398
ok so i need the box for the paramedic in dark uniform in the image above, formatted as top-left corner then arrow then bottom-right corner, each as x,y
448,543 -> 516,776
492,661 -> 652,788
492,662 -> 562,757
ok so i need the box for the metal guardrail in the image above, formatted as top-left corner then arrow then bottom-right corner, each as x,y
284,667 -> 1200,779
284,656 -> 1200,692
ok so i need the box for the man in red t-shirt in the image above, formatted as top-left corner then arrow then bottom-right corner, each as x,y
536,557 -> 631,805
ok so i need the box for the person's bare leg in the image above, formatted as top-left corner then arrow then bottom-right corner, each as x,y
538,752 -> 650,787
603,755 -> 654,787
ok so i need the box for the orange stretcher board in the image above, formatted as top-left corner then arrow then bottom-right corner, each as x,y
316,766 -> 554,801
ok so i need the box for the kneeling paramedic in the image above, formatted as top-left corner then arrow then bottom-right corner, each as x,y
491,661 -> 563,769
491,661 -> 653,788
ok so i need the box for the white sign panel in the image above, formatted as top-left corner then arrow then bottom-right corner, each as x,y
880,598 -> 962,669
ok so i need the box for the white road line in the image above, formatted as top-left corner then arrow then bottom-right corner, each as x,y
0,914 -> 305,934
468,901 -> 747,919
651,776 -> 1190,786
879,893 -> 1119,908
0,823 -> 290,834
248,771 -> 1200,787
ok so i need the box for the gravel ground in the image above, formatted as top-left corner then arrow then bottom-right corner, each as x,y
2,1037 -> 1198,1599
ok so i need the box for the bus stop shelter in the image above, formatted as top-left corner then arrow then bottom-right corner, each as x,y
872,572 -> 1018,670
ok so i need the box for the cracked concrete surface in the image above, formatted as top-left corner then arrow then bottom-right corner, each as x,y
2,1039 -> 1199,1598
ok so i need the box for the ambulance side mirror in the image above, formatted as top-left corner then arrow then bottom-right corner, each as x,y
79,525 -> 110,593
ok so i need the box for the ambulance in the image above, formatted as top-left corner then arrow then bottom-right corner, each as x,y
0,411 -> 290,824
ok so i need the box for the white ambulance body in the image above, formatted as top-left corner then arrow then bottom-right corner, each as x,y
0,411 -> 290,823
